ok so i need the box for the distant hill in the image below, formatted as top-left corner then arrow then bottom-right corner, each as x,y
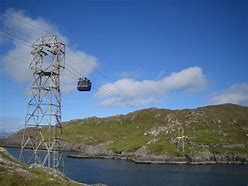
1,104 -> 248,163
0,132 -> 13,139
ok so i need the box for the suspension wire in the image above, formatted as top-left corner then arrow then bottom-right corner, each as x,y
0,51 -> 29,64
0,29 -> 88,80
0,33 -> 86,85
3,13 -> 103,80
4,13 -> 54,36
0,32 -> 113,95
0,24 -> 38,42
3,21 -> 97,87
0,30 -> 118,89
4,12 -> 68,45
0,32 -> 80,79
0,27 -> 135,107
0,30 -> 82,79
1,14 -> 134,100
0,50 -> 130,106
0,29 -> 33,45
0,33 -> 31,48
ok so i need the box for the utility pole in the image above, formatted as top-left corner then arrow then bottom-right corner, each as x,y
19,35 -> 65,170
176,127 -> 186,152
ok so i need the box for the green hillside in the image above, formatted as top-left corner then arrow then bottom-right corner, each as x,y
1,104 -> 248,161
60,104 -> 248,157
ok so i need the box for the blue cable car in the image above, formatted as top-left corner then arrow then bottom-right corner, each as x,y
77,77 -> 91,91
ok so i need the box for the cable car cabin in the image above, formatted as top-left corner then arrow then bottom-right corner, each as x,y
77,77 -> 91,91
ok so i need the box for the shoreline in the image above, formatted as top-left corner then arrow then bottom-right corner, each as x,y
2,145 -> 248,165
66,153 -> 248,165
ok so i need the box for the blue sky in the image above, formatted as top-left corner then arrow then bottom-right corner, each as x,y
0,0 -> 248,132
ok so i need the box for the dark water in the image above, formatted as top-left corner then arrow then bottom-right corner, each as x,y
6,147 -> 248,186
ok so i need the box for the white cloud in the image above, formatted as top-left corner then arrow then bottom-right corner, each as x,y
100,97 -> 158,107
211,83 -> 248,105
118,69 -> 144,79
0,9 -> 97,94
97,66 -> 207,107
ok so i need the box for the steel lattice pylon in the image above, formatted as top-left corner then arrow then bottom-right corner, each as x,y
19,35 -> 65,170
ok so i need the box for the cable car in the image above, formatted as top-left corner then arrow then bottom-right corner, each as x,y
77,77 -> 91,91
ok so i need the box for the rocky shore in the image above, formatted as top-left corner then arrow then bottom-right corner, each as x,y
1,141 -> 248,165
63,143 -> 248,164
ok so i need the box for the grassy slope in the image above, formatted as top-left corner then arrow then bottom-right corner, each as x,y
0,147 -> 84,186
59,104 -> 248,156
1,104 -> 248,157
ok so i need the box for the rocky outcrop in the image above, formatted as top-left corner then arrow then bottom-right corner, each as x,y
0,147 -> 107,186
66,144 -> 248,164
0,147 -> 84,185
64,142 -> 114,157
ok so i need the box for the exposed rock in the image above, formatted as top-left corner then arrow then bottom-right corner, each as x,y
64,142 -> 114,157
222,144 -> 245,148
146,138 -> 158,145
147,126 -> 168,137
0,147 -> 88,185
134,146 -> 147,157
193,150 -> 214,162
